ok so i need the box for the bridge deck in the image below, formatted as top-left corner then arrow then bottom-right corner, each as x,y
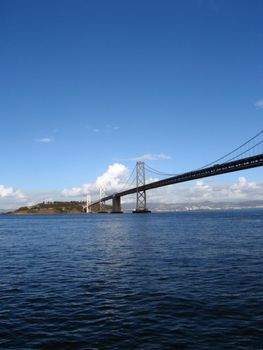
91,153 -> 263,205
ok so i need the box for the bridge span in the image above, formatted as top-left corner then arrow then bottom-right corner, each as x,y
90,153 -> 263,213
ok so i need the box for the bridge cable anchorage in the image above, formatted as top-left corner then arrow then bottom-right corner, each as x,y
133,162 -> 151,213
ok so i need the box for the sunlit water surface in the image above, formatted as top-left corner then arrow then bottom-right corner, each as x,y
0,210 -> 263,349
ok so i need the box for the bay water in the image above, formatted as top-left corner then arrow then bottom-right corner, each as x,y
0,210 -> 263,349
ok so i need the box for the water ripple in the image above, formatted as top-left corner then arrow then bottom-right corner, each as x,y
0,210 -> 263,349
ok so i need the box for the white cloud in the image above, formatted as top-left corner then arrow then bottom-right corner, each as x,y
61,187 -> 84,197
157,153 -> 172,160
61,161 -> 263,205
96,163 -> 129,189
229,176 -> 258,199
34,138 -> 53,143
2,174 -> 262,211
0,185 -> 25,199
131,153 -> 172,161
255,99 -> 263,109
147,176 -> 263,203
61,184 -> 93,197
0,185 -> 27,209
88,125 -> 120,133
61,163 -> 129,199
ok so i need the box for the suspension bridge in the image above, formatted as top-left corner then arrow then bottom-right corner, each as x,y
88,130 -> 263,213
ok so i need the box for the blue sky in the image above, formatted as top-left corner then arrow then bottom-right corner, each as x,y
1,0 -> 263,207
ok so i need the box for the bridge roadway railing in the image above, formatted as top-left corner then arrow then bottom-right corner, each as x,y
91,153 -> 263,205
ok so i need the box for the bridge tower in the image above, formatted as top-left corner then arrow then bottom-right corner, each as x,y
133,161 -> 151,213
86,194 -> 91,213
98,183 -> 108,213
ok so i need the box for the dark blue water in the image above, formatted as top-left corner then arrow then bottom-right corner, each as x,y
0,210 -> 263,349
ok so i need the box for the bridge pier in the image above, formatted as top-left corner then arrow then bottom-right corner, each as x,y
133,209 -> 151,213
111,195 -> 123,213
132,189 -> 151,213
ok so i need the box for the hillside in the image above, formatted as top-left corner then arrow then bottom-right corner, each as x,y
13,201 -> 112,214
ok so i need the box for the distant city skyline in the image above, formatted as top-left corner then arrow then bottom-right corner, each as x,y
1,0 -> 263,208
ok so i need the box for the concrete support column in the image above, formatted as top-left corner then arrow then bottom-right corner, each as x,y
111,195 -> 123,213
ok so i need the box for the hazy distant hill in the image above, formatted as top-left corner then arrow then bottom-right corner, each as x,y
0,209 -> 10,214
122,200 -> 263,212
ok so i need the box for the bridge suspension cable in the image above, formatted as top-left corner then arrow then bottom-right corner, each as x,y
199,129 -> 263,169
89,129 -> 263,212
144,129 -> 263,178
144,164 -> 178,177
118,164 -> 137,192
